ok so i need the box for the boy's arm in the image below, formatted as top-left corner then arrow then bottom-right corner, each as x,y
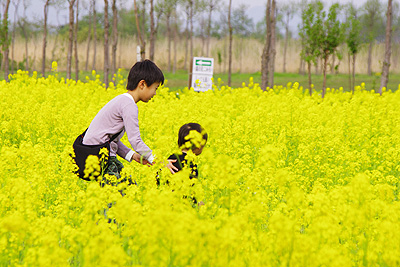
116,140 -> 152,165
122,103 -> 154,163
116,140 -> 135,162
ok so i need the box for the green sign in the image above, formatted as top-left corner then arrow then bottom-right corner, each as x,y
195,59 -> 212,66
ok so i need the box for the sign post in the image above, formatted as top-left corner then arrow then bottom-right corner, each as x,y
189,57 -> 214,92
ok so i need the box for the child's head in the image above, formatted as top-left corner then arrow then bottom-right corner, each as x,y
178,123 -> 208,155
127,60 -> 164,90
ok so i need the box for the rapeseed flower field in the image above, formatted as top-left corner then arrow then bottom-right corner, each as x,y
0,69 -> 399,266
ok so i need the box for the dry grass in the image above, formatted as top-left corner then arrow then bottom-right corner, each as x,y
8,35 -> 400,74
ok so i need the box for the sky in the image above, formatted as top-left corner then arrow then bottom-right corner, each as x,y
3,0 -> 371,27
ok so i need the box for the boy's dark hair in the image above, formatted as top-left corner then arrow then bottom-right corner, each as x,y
178,123 -> 208,148
127,60 -> 164,90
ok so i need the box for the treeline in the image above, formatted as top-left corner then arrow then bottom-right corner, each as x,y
261,0 -> 398,97
0,0 -> 399,93
0,0 -> 258,83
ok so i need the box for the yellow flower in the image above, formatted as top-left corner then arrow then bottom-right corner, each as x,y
51,61 -> 58,72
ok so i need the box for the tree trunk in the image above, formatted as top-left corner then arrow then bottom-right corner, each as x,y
189,0 -> 193,61
184,6 -> 189,70
11,0 -> 19,74
92,0 -> 97,70
206,1 -> 213,57
366,11 -> 375,76
111,0 -> 118,77
269,0 -> 276,87
149,0 -> 155,61
367,41 -> 373,76
167,15 -> 171,72
348,52 -> 351,92
173,15 -> 177,74
18,18 -> 29,70
322,54 -> 328,98
134,0 -> 145,60
51,11 -> 61,63
261,0 -> 271,90
141,0 -> 146,60
74,0 -> 80,81
307,60 -> 312,96
2,0 -> 11,81
298,38 -> 305,75
379,0 -> 392,95
352,53 -> 356,94
201,20 -> 205,55
283,24 -> 288,73
85,0 -> 92,71
42,0 -> 50,77
228,0 -> 233,86
67,0 -> 75,80
104,0 -> 109,86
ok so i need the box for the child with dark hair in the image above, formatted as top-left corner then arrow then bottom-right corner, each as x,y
159,123 -> 208,205
75,60 -> 164,181
166,123 -> 208,178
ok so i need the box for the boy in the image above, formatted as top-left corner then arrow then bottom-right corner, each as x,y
80,60 -> 163,179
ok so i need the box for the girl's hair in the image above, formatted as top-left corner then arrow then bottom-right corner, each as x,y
126,60 -> 164,90
178,123 -> 208,148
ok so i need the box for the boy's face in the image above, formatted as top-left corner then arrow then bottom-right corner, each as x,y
141,82 -> 160,102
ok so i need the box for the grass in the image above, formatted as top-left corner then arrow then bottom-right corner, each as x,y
165,71 -> 400,93
1,69 -> 399,93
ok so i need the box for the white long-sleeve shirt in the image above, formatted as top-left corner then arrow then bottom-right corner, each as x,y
82,93 -> 154,163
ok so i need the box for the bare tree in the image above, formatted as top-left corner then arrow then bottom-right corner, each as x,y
362,0 -> 382,76
74,0 -> 80,81
92,0 -> 97,70
134,0 -> 145,60
205,0 -> 220,57
11,0 -> 21,74
269,0 -> 276,87
67,0 -> 76,80
297,0 -> 308,75
85,0 -> 93,71
183,0 -> 203,67
227,0 -> 232,86
172,9 -> 178,73
189,0 -> 193,61
111,0 -> 118,76
379,0 -> 393,94
42,0 -> 51,77
18,0 -> 30,71
183,5 -> 189,70
2,0 -> 11,80
163,0 -> 177,71
261,0 -> 272,90
51,5 -> 64,63
104,0 -> 110,86
279,3 -> 294,73
149,0 -> 155,60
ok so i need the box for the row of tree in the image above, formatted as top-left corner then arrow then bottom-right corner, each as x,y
261,0 -> 396,97
0,0 -> 398,95
1,0 -> 256,83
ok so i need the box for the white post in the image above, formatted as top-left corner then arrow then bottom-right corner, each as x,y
137,45 -> 141,62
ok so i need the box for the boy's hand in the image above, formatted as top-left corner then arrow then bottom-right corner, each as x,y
132,153 -> 153,166
166,159 -> 178,174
